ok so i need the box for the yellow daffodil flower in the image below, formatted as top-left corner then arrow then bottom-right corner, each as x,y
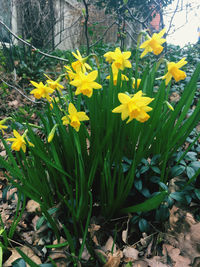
162,58 -> 187,85
0,119 -> 8,135
140,29 -> 166,58
106,64 -> 129,85
70,70 -> 102,98
104,51 -> 115,64
62,103 -> 89,132
61,115 -> 70,126
44,74 -> 64,93
112,90 -> 154,123
64,65 -> 82,81
132,78 -> 141,89
30,81 -> 54,102
112,48 -> 132,70
72,50 -> 92,73
7,129 -> 34,153
104,47 -> 132,70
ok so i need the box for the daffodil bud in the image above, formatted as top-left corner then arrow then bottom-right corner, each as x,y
82,8 -> 86,16
165,101 -> 174,111
48,124 -> 58,143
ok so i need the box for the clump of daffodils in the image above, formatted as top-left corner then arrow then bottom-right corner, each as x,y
6,29 -> 188,151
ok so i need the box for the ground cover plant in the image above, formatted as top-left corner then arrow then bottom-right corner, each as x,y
0,31 -> 200,266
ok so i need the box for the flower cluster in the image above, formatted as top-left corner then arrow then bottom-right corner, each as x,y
30,76 -> 64,102
5,28 -> 188,152
104,47 -> 132,70
65,51 -> 102,98
139,29 -> 187,85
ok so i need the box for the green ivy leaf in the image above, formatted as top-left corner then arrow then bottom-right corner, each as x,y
120,191 -> 168,213
170,165 -> 185,177
139,218 -> 150,232
186,166 -> 196,179
151,166 -> 160,174
189,161 -> 200,171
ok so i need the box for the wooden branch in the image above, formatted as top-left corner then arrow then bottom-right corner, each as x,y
82,0 -> 90,55
0,77 -> 42,104
126,4 -> 161,26
0,19 -> 69,63
89,21 -> 116,48
166,0 -> 181,36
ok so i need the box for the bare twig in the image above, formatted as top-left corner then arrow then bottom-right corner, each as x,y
0,19 -> 69,63
166,0 -> 181,36
82,0 -> 90,55
126,4 -> 161,26
64,0 -> 80,11
89,21 -> 116,48
0,77 -> 42,104
126,29 -> 137,44
44,15 -> 82,48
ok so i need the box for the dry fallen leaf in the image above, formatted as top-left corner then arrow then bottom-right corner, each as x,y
8,100 -> 19,107
0,150 -> 6,157
166,206 -> 200,262
170,92 -> 180,102
163,244 -> 191,267
26,199 -> 41,213
94,248 -> 108,264
3,246 -> 42,266
122,216 -> 131,244
132,259 -> 148,267
102,236 -> 116,253
103,250 -> 122,267
88,222 -> 101,246
146,256 -> 170,267
123,246 -> 139,260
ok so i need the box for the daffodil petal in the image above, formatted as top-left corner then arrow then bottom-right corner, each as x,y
118,93 -> 131,104
77,112 -> 89,121
68,103 -> 77,115
87,70 -> 98,81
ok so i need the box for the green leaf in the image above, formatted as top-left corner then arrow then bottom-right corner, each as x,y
134,179 -> 142,191
36,208 -> 58,231
138,218 -> 150,232
15,248 -> 38,267
151,166 -> 160,174
169,192 -> 184,201
45,241 -> 69,249
39,264 -> 54,267
185,152 -> 197,161
186,166 -> 196,179
140,165 -> 149,174
194,189 -> 200,200
155,204 -> 169,221
0,246 -> 2,267
120,191 -> 168,213
189,161 -> 200,171
12,258 -> 27,267
170,165 -> 185,177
